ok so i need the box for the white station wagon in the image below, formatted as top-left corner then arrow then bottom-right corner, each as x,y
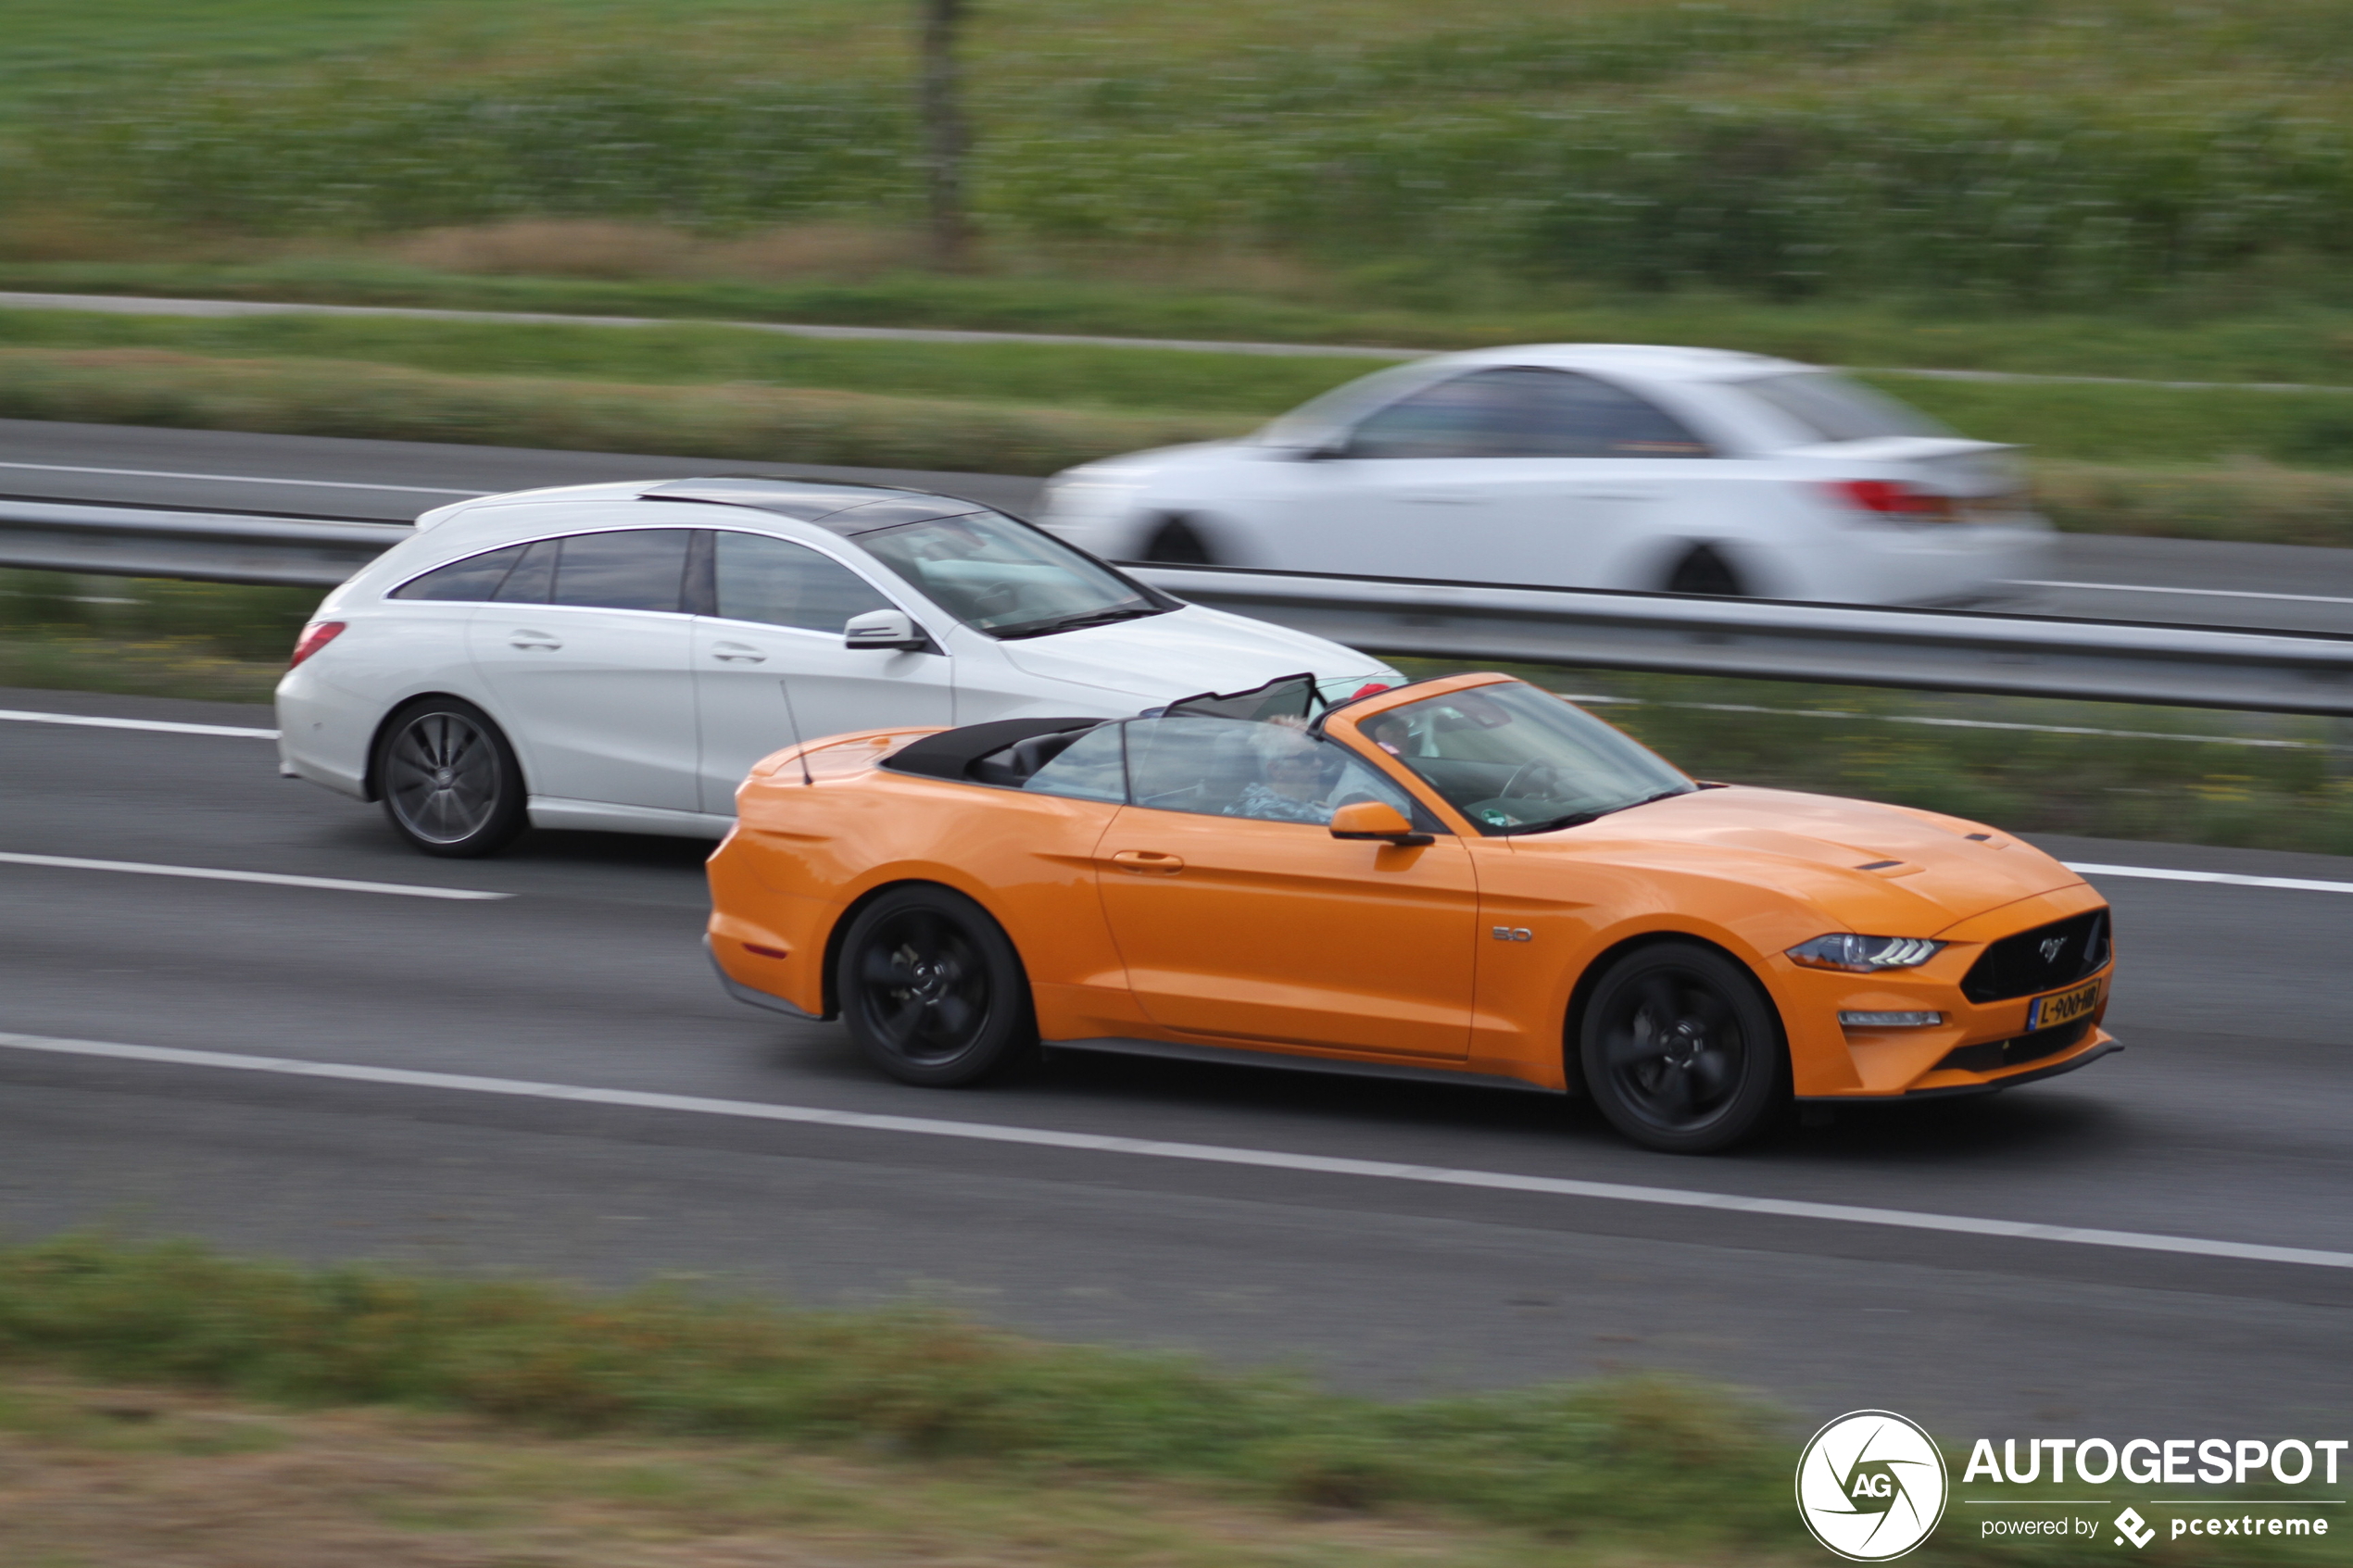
276,476 -> 1397,856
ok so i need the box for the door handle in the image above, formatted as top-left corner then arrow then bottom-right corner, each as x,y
710,641 -> 767,663
508,630 -> 562,649
1109,850 -> 1185,874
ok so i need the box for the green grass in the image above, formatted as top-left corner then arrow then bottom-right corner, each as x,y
10,1 -> 2353,307
5,258 -> 2353,386
0,1235 -> 2343,1565
0,307 -> 1374,418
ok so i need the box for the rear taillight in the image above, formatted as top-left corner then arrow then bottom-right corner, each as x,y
289,621 -> 346,668
1823,480 -> 1956,521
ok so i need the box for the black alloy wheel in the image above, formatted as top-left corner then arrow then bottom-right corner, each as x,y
837,885 -> 1038,1086
373,697 -> 527,858
1579,941 -> 1785,1153
1665,543 -> 1746,596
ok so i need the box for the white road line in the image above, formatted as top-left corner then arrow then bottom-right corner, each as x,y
0,458 -> 481,496
2063,861 -> 2353,896
0,708 -> 278,739
2018,579 -> 2353,608
1,1030 -> 2344,1269
0,852 -> 507,900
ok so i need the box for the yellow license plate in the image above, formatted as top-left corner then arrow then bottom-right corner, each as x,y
2026,979 -> 2101,1032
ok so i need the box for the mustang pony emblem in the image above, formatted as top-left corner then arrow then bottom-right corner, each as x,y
2039,935 -> 2067,963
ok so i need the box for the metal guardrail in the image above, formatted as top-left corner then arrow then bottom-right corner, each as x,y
0,499 -> 407,589
7,496 -> 2353,716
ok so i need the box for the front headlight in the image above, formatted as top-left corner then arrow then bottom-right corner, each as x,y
1786,934 -> 1944,972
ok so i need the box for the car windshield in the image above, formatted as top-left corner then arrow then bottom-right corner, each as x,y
1353,681 -> 1693,835
855,510 -> 1169,638
1729,370 -> 1954,445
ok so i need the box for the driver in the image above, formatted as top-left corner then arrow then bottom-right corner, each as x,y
1226,722 -> 1339,824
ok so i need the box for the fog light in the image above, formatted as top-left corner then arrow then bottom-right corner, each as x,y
1840,1010 -> 1944,1029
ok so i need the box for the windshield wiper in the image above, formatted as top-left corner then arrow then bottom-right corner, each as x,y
1505,785 -> 1694,836
991,603 -> 1165,640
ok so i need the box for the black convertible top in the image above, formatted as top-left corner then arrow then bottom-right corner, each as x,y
880,717 -> 1107,781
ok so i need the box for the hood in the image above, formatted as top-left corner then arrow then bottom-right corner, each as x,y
994,604 -> 1393,704
1521,784 -> 2082,933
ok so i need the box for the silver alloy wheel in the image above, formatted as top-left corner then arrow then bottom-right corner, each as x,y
384,709 -> 503,845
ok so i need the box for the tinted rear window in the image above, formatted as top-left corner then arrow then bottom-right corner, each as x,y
1731,372 -> 1953,444
550,530 -> 693,613
390,544 -> 527,602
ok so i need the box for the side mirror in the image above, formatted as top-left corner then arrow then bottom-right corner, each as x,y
1328,799 -> 1431,847
843,608 -> 927,652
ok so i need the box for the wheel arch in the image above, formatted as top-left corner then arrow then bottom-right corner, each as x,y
816,874 -> 1033,1023
362,692 -> 532,804
1559,928 -> 1790,1098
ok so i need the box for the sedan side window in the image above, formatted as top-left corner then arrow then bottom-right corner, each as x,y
1124,716 -> 1416,826
389,543 -> 528,601
549,529 -> 694,613
712,531 -> 893,633
1348,367 -> 1708,459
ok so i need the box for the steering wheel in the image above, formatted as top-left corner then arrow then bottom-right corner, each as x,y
1497,760 -> 1558,800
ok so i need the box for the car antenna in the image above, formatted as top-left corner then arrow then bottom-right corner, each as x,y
778,679 -> 814,786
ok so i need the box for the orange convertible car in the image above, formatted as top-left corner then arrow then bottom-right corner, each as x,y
707,671 -> 2115,1152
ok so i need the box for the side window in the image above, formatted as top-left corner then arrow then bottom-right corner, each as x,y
1123,716 -> 1415,826
1021,723 -> 1127,804
389,544 -> 526,601
712,531 -> 893,633
549,529 -> 692,613
491,538 -> 557,603
1347,367 -> 1707,459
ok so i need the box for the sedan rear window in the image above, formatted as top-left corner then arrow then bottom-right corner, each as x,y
1730,371 -> 1953,445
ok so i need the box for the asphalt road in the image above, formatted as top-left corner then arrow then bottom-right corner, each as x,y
6,417 -> 2353,633
4,684 -> 2351,1439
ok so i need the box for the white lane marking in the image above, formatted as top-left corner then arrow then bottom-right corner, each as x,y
2018,579 -> 2353,608
0,458 -> 481,497
0,1031 -> 2345,1272
0,708 -> 278,739
0,852 -> 508,900
2063,861 -> 2353,896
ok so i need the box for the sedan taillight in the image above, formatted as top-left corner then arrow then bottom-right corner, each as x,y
1823,479 -> 1957,521
289,620 -> 346,668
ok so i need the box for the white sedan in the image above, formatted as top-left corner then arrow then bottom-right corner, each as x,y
1038,344 -> 2052,605
276,475 -> 1398,856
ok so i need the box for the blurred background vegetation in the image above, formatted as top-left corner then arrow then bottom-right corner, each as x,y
5,0 -> 2353,543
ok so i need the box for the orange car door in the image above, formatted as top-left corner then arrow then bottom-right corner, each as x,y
1094,717 -> 1478,1060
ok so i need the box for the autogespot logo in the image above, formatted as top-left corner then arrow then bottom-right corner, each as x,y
1797,1410 -> 1952,1561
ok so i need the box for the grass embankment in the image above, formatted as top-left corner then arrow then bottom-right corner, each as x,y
0,1236 -> 2339,1567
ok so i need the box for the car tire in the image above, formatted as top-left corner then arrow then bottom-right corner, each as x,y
1140,515 -> 1218,565
1577,941 -> 1785,1153
838,885 -> 1038,1087
1665,544 -> 1746,597
372,697 -> 529,859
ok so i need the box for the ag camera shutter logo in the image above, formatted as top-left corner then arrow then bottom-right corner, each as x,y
1796,1410 -> 1950,1561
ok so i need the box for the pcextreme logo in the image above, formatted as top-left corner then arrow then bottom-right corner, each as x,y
1796,1410 -> 1952,1561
